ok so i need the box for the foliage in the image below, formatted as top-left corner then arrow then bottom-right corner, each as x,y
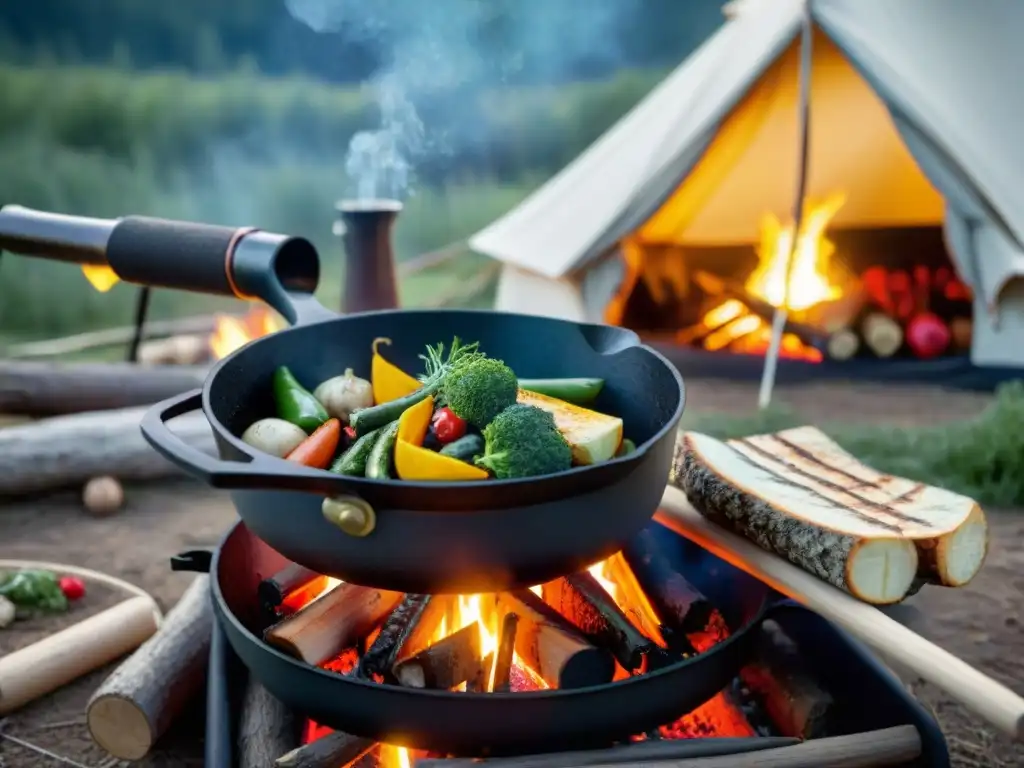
680,381 -> 1024,508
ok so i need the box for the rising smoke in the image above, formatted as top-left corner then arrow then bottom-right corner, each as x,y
284,0 -> 639,201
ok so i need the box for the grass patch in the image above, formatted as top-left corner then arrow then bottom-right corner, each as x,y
680,381 -> 1024,508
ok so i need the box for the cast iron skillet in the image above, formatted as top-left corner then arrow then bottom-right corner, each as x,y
0,206 -> 686,593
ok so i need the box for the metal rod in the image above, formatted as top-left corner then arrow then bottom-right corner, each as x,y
127,287 -> 152,363
757,2 -> 814,410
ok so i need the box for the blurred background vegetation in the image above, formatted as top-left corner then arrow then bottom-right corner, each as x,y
0,0 -> 726,337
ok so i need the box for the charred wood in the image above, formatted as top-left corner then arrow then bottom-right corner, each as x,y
276,730 -> 375,768
264,583 -> 403,666
542,573 -> 664,673
493,590 -> 615,689
259,563 -> 324,617
359,594 -> 436,680
739,620 -> 835,740
0,361 -> 208,417
238,678 -> 298,768
86,576 -> 212,760
393,623 -> 482,690
620,529 -> 714,653
491,612 -> 519,693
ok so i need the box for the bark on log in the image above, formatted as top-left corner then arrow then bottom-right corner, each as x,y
673,427 -> 988,602
393,623 -> 482,690
239,678 -> 299,768
0,361 -> 208,417
2,314 -> 221,359
739,619 -> 835,740
86,576 -> 213,761
0,404 -> 217,497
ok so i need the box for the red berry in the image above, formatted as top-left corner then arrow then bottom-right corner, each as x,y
59,576 -> 86,601
431,407 -> 467,444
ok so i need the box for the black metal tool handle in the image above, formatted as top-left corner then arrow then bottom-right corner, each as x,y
141,389 -> 369,497
0,204 -> 336,326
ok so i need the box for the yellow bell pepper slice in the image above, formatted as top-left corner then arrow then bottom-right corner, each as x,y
372,337 -> 422,404
395,394 -> 489,481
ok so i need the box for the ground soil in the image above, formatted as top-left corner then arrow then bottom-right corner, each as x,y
0,379 -> 1020,767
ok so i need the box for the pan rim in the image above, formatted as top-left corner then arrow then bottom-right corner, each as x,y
201,308 -> 687,493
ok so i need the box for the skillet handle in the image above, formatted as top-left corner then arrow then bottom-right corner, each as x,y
140,389 -> 365,498
0,205 -> 336,327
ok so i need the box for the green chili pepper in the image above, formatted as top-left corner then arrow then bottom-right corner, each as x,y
0,569 -> 68,612
273,366 -> 329,433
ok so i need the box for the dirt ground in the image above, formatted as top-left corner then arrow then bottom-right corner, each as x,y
0,379 -> 1020,767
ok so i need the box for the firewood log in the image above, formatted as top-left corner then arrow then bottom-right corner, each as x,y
393,623 -> 482,689
492,590 -> 615,689
491,612 -> 519,693
137,334 -> 211,366
0,405 -> 216,497
259,563 -> 326,618
672,428 -> 988,602
276,731 -> 375,768
86,576 -> 212,760
0,361 -> 208,417
861,312 -> 903,358
239,678 -> 298,768
824,328 -> 860,361
264,583 -> 403,665
542,573 -> 665,672
739,620 -> 835,739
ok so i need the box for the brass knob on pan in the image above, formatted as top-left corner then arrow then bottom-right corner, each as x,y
322,495 -> 376,537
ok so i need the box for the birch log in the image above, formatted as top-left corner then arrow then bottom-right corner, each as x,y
0,405 -> 216,497
672,428 -> 988,603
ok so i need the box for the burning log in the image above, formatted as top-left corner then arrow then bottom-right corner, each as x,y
675,427 -> 988,603
620,529 -> 714,652
494,590 -> 615,689
467,652 -> 495,692
0,404 -> 216,498
861,312 -> 903,358
542,573 -> 664,673
0,361 -> 208,417
264,583 -> 403,665
491,612 -> 519,693
360,594 -> 436,679
393,623 -> 482,689
86,576 -> 213,760
739,620 -> 835,739
276,731 -> 375,768
259,563 -> 326,617
239,678 -> 299,768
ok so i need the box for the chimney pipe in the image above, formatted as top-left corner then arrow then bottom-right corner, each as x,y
335,198 -> 402,313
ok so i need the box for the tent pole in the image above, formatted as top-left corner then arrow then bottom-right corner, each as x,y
757,1 -> 814,410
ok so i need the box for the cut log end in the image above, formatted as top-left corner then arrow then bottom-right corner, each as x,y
846,538 -> 919,605
87,695 -> 157,761
825,329 -> 860,362
916,504 -> 988,587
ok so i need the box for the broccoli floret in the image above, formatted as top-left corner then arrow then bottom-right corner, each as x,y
475,404 -> 572,479
442,357 -> 519,429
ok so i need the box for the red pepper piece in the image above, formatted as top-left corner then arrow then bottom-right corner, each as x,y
431,407 -> 467,444
59,576 -> 86,601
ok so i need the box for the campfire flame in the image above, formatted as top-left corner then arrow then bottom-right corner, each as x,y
208,306 -> 285,360
745,193 -> 846,312
81,265 -> 120,293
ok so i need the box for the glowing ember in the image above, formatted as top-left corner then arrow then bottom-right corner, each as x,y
745,193 -> 846,312
81,264 -> 120,293
208,306 -> 285,359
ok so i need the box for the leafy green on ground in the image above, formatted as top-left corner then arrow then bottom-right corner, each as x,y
681,380 -> 1024,508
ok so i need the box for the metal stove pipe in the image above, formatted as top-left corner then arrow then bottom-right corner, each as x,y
335,198 -> 402,314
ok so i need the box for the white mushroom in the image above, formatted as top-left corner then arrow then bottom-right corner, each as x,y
241,418 -> 309,458
314,369 -> 374,423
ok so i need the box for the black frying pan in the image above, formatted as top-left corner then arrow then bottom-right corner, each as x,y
0,205 -> 685,593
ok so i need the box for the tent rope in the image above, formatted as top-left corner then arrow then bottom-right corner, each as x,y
757,0 -> 814,410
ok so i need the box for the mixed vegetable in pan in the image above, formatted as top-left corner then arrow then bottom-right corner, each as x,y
241,337 -> 635,482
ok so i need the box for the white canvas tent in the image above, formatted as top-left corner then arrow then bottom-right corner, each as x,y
469,0 -> 1024,369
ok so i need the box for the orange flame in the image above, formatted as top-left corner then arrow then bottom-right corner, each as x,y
208,306 -> 285,359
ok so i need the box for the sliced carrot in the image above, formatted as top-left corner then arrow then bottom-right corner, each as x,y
286,418 -> 341,469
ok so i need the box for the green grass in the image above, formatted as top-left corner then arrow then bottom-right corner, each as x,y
681,380 -> 1024,508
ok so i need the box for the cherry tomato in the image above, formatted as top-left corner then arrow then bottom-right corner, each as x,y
431,407 -> 466,444
59,576 -> 86,601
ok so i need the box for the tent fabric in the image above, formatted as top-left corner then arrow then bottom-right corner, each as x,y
469,0 -> 1024,299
